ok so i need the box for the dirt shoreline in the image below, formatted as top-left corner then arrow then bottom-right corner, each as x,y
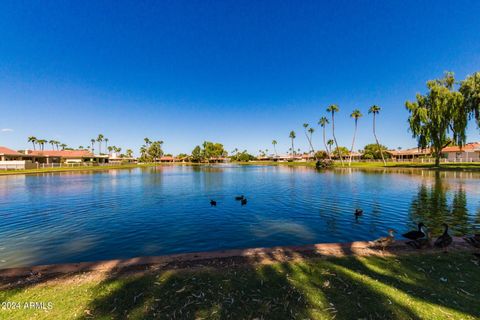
0,237 -> 475,279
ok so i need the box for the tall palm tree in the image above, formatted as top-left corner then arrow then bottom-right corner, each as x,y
49,140 -> 55,149
308,127 -> 315,155
104,138 -> 109,153
55,141 -> 61,150
349,109 -> 363,166
318,117 -> 331,159
90,139 -> 95,153
28,136 -> 37,150
289,131 -> 296,156
368,105 -> 386,166
326,104 -> 343,165
96,134 -> 104,154
272,140 -> 278,156
37,139 -> 47,151
303,123 -> 315,155
327,139 -> 334,155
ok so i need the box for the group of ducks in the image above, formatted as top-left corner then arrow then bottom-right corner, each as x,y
371,219 -> 480,258
371,222 -> 453,251
210,195 -> 247,207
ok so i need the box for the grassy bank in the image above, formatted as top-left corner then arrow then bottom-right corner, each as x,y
0,252 -> 478,319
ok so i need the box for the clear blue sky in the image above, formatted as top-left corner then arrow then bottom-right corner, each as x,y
1,1 -> 479,155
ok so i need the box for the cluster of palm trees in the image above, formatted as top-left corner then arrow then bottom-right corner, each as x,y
27,136 -> 67,151
272,104 -> 386,166
89,134 -> 110,155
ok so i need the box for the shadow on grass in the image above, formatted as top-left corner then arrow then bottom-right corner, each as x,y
1,246 -> 479,319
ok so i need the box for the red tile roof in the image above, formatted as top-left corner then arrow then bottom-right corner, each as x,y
27,150 -> 94,158
442,142 -> 480,153
0,146 -> 21,155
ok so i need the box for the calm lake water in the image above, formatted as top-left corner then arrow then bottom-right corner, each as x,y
0,165 -> 479,268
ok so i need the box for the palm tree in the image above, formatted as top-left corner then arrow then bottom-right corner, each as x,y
349,109 -> 363,166
49,140 -> 55,149
28,136 -> 37,150
78,146 -> 84,150
60,143 -> 67,150
104,138 -> 109,153
107,146 -> 113,154
326,104 -> 343,165
368,105 -> 386,166
289,131 -> 296,156
55,141 -> 60,150
144,138 -> 151,146
303,123 -> 315,155
96,134 -> 104,154
318,117 -> 331,159
90,139 -> 95,153
37,139 -> 47,151
327,139 -> 334,154
272,140 -> 278,156
308,127 -> 315,155
126,149 -> 133,158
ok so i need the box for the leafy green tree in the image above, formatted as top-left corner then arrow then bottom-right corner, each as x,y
349,109 -> 363,166
405,72 -> 466,166
236,151 -> 256,162
289,131 -> 296,155
362,143 -> 390,160
314,150 -> 328,160
333,146 -> 349,158
148,141 -> 164,161
318,117 -> 331,159
191,145 -> 202,162
201,141 -> 226,162
28,136 -> 37,150
326,104 -> 343,165
368,105 -> 386,166
459,71 -> 480,128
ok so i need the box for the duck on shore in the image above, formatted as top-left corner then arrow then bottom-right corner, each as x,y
406,231 -> 432,249
370,229 -> 396,251
402,223 -> 426,241
434,223 -> 453,252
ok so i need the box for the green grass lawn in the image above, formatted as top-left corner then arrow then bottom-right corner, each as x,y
1,252 -> 479,319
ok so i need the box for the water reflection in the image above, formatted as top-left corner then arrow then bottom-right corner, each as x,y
408,172 -> 470,236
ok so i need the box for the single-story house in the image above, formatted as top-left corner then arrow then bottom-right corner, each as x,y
387,147 -> 431,160
0,146 -> 37,169
441,142 -> 480,162
25,149 -> 109,164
